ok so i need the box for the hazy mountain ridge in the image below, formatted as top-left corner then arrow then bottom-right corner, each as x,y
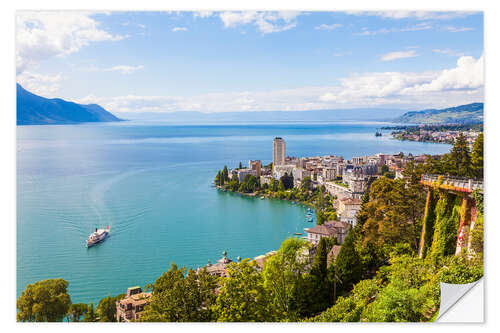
17,84 -> 122,125
117,108 -> 408,123
395,103 -> 483,124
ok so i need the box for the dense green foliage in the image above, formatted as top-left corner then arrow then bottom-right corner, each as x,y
212,259 -> 273,322
67,303 -> 88,322
310,253 -> 482,322
139,263 -> 217,322
471,133 -> 483,178
16,278 -> 71,322
416,133 -> 483,179
96,294 -> 125,322
428,193 -> 462,263
394,102 -> 483,124
82,302 -> 97,322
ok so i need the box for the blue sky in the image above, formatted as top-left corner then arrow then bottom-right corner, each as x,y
16,11 -> 484,114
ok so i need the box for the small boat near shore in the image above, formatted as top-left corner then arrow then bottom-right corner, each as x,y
86,226 -> 110,248
293,232 -> 303,235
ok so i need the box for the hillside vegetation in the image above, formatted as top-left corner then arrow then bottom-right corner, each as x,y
395,103 -> 483,124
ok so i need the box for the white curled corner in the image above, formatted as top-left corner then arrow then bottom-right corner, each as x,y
436,278 -> 484,322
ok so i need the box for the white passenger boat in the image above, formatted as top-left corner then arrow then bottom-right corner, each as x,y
86,226 -> 110,248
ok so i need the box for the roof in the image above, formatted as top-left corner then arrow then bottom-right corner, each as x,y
306,224 -> 336,236
340,198 -> 362,205
253,251 -> 276,269
325,220 -> 351,229
119,292 -> 152,306
127,286 -> 141,290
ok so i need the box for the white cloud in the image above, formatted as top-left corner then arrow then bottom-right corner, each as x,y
406,54 -> 484,93
347,11 -> 475,20
17,71 -> 63,97
319,54 -> 483,105
172,27 -> 188,32
16,11 -> 124,74
218,11 -> 301,34
75,54 -> 483,114
380,50 -> 418,61
106,65 -> 144,74
357,22 -> 432,36
79,64 -> 144,74
315,23 -> 342,31
432,49 -> 464,57
193,11 -> 214,19
443,26 -> 474,32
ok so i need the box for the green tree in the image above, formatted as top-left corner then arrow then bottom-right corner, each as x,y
269,178 -> 278,192
335,230 -> 363,292
280,172 -> 294,190
448,133 -> 472,177
308,237 -> 333,312
68,303 -> 88,322
278,179 -> 285,192
301,176 -> 312,191
470,133 -> 483,179
16,278 -> 71,322
222,165 -> 229,182
228,178 -> 239,191
82,302 -> 97,322
213,259 -> 273,322
316,210 -> 326,225
96,294 -> 125,322
262,238 -> 311,321
309,279 -> 380,322
361,177 -> 425,253
139,263 -> 217,322
311,237 -> 330,282
215,171 -> 221,186
242,174 -> 260,193
239,161 -> 243,169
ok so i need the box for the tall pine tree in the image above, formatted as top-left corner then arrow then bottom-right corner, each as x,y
470,133 -> 483,179
448,133 -> 471,177
335,230 -> 363,293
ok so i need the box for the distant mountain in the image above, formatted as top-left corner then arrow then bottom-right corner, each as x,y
118,108 -> 408,123
395,103 -> 483,124
17,83 -> 122,125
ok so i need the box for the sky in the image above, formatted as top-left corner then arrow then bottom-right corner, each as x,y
15,10 -> 484,114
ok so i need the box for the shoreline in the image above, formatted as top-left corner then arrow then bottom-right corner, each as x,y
215,185 -> 317,210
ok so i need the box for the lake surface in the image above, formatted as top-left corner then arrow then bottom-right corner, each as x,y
17,121 -> 452,304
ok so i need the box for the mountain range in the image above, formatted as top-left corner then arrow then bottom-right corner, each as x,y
17,84 -> 121,125
16,83 -> 483,125
394,103 -> 483,124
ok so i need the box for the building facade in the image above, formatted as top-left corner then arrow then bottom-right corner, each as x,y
237,168 -> 258,182
116,286 -> 152,322
273,137 -> 286,167
249,160 -> 262,177
304,221 -> 351,245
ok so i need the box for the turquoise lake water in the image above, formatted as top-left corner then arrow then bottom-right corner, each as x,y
17,121 -> 452,304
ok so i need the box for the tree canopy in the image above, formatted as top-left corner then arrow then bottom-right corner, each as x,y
17,278 -> 71,322
139,263 -> 217,322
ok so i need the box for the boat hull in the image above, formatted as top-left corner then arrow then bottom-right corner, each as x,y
86,231 -> 109,248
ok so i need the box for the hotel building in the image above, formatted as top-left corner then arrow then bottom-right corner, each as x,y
273,137 -> 286,167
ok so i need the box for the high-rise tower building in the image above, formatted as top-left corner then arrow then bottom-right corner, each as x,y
273,137 -> 286,167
